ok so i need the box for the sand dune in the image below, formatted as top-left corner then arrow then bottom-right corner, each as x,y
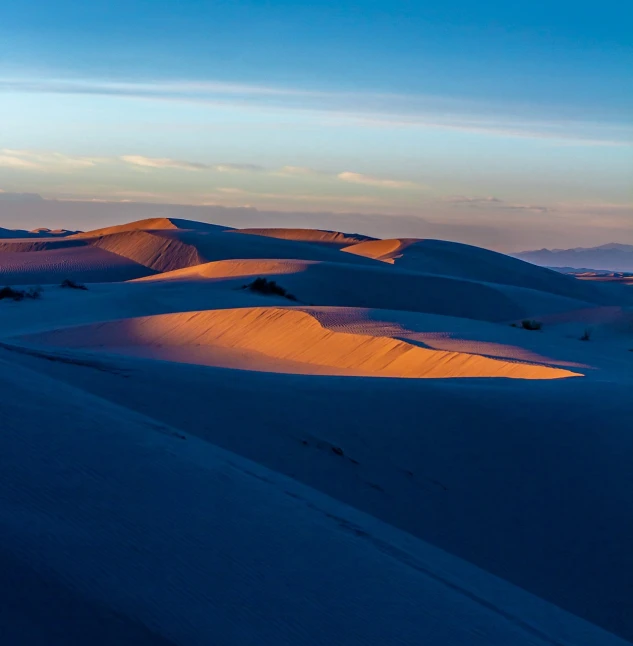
16,306 -> 580,379
84,227 -> 377,274
6,337 -> 633,640
0,358 -> 622,646
2,216 -> 633,643
72,216 -> 227,238
135,257 -> 596,321
234,227 -> 375,247
343,237 -> 629,305
0,245 -> 154,285
88,230 -> 206,272
341,237 -> 417,262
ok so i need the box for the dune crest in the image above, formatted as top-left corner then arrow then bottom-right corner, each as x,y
72,217 -> 224,238
342,237 -> 418,262
235,227 -> 375,247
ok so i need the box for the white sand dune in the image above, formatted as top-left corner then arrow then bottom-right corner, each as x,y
234,227 -> 376,247
71,216 -> 227,238
134,257 -> 599,321
88,230 -> 207,272
2,216 -> 633,643
0,244 -> 154,285
343,237 -> 628,305
82,227 -> 377,274
0,357 -> 624,646
14,306 -> 580,379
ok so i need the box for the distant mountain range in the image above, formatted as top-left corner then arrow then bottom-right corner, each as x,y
515,243 -> 633,273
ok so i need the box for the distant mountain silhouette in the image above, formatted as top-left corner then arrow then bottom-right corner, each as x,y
0,191 -> 44,202
515,243 -> 633,272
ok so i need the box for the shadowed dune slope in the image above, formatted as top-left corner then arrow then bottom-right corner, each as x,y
0,245 -> 155,285
16,307 -> 580,379
83,228 -> 378,273
135,258 -> 595,321
87,230 -> 206,273
0,357 -> 623,645
343,238 -> 630,305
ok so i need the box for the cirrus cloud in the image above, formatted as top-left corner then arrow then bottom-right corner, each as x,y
213,163 -> 265,173
0,149 -> 97,171
446,195 -> 548,213
337,171 -> 420,189
120,155 -> 209,170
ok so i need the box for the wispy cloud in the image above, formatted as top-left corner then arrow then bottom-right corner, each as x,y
337,172 -> 420,189
213,163 -> 265,173
1,149 -> 422,191
446,196 -> 503,205
0,149 -> 96,171
447,195 -> 548,213
0,153 -> 40,170
120,155 -> 208,170
216,188 -> 248,194
276,166 -> 325,177
2,76 -> 630,146
203,190 -> 388,207
120,156 -> 265,173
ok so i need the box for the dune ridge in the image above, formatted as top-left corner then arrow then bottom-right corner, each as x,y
17,307 -> 580,379
234,227 -> 376,247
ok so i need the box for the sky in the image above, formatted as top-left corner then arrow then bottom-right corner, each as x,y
0,0 -> 631,250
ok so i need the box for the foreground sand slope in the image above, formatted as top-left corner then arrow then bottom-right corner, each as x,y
4,341 -> 633,641
2,356 -> 623,645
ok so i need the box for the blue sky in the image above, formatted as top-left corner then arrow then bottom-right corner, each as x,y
0,0 -> 631,248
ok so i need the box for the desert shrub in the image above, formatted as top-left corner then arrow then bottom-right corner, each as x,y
61,278 -> 88,290
244,277 -> 296,301
0,285 -> 42,301
521,319 -> 543,331
580,328 -> 592,341
0,286 -> 25,301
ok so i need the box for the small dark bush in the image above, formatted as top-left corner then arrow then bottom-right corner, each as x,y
0,286 -> 25,301
521,319 -> 543,331
61,278 -> 88,290
0,285 -> 42,301
244,277 -> 296,301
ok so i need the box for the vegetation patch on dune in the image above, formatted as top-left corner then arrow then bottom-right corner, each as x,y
0,285 -> 42,301
521,319 -> 543,331
60,278 -> 88,290
244,277 -> 297,301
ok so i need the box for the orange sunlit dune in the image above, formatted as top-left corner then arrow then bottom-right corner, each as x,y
341,238 -> 416,263
18,307 -> 581,379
